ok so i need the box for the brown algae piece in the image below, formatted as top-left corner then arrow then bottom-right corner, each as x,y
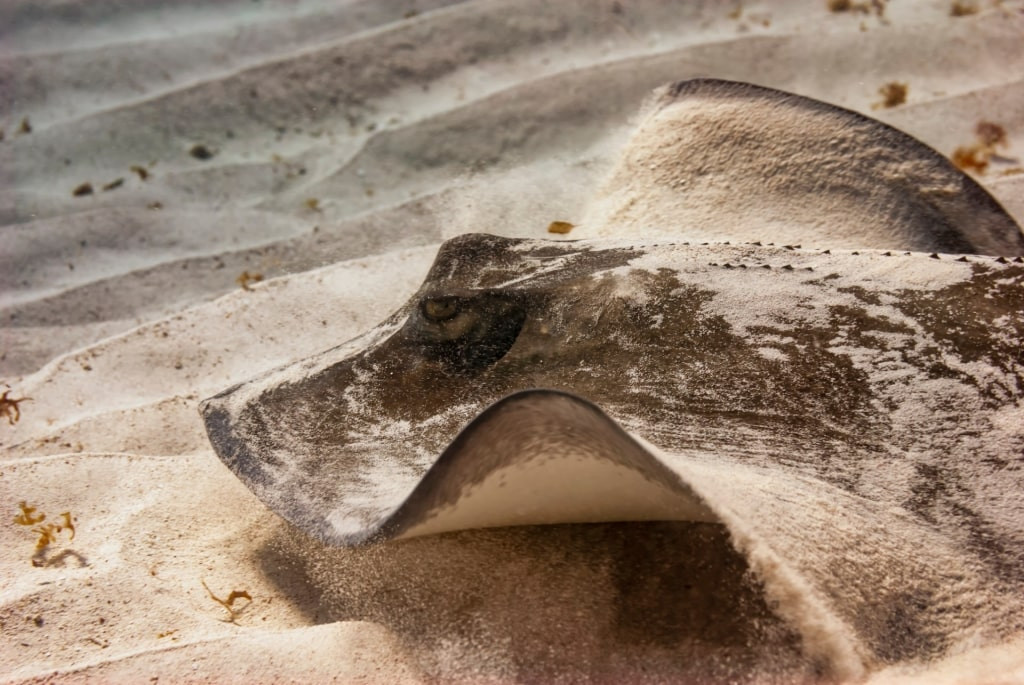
952,121 -> 1010,174
189,144 -> 216,160
950,1 -> 978,15
236,271 -> 264,291
58,511 -> 76,541
827,0 -> 869,13
975,121 -> 1006,147
13,501 -> 45,526
874,82 -> 907,108
2,390 -> 31,425
828,0 -> 887,16
952,145 -> 990,173
72,183 -> 94,197
14,502 -> 76,565
202,580 -> 252,622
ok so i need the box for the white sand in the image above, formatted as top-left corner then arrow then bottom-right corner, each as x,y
3,0 -> 1024,682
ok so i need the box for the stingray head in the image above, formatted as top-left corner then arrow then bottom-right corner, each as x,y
200,234 -> 934,545
203,234 -> 699,543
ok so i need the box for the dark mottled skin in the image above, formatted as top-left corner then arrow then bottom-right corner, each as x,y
202,234 -> 1024,671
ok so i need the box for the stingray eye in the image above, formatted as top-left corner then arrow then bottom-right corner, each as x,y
421,296 -> 460,323
412,292 -> 528,374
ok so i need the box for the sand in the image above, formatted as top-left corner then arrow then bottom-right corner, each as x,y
2,0 -> 1024,682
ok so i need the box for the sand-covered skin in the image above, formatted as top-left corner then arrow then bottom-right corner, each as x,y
202,237 -> 1024,680
3,1 -> 1024,683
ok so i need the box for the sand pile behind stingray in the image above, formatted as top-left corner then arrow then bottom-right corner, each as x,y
584,80 -> 1024,253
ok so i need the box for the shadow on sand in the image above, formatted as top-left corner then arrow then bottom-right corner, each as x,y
257,520 -> 821,683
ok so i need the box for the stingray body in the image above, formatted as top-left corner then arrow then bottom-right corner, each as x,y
203,234 -> 1024,673
201,81 -> 1024,676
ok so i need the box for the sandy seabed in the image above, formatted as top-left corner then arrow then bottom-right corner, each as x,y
2,1 -> 1024,682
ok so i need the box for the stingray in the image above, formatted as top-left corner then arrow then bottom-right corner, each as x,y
201,81 -> 1024,677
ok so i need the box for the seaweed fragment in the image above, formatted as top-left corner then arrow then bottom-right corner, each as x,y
189,144 -> 216,160
874,82 -> 907,109
952,121 -> 1012,174
202,580 -> 252,623
950,1 -> 978,15
827,0 -> 885,15
236,271 -> 264,291
13,502 -> 77,566
1,389 -> 31,425
13,501 -> 44,526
